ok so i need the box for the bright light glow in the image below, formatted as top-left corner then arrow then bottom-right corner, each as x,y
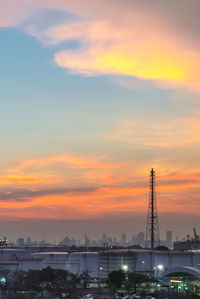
157,264 -> 164,270
0,277 -> 6,285
122,265 -> 128,271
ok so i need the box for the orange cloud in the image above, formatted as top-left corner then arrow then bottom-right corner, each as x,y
1,154 -> 138,192
19,154 -> 122,170
82,171 -> 117,185
160,173 -> 200,182
0,176 -> 61,185
1,175 -> 200,220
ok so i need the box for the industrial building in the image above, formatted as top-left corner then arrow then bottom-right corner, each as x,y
0,246 -> 200,284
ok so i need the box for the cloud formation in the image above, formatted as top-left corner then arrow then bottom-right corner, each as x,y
1,172 -> 200,220
1,0 -> 200,90
18,154 -> 122,169
100,112 -> 200,149
0,152 -> 200,220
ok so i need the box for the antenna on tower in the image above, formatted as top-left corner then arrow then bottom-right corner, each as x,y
145,168 -> 160,249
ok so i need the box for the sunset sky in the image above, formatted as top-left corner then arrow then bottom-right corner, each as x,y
0,0 -> 200,242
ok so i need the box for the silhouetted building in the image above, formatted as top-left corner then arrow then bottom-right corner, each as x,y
165,231 -> 172,248
16,238 -> 24,247
121,233 -> 127,245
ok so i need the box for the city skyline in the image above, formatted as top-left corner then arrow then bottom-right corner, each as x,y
15,230 -> 173,248
0,1 -> 200,239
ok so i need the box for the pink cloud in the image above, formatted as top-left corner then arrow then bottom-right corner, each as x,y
1,0 -> 200,90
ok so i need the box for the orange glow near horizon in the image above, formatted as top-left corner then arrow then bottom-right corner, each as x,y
1,154 -> 200,220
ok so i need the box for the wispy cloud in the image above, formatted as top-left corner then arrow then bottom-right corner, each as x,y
2,153 -> 137,189
18,154 -> 122,170
99,112 -> 200,149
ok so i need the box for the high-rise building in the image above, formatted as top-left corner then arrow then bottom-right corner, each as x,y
136,232 -> 145,247
16,238 -> 24,247
26,237 -> 32,246
84,234 -> 90,247
166,231 -> 172,248
122,233 -> 127,245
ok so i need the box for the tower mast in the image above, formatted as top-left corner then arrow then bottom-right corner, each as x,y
146,168 -> 160,249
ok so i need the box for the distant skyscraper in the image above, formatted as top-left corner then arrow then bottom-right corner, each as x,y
102,233 -> 107,242
136,232 -> 145,247
166,231 -> 172,248
122,233 -> 127,245
16,238 -> 24,247
26,237 -> 32,246
84,234 -> 90,247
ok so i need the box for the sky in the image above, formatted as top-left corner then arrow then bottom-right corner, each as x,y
0,0 -> 200,242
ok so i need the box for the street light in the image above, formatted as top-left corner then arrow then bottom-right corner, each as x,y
122,265 -> 128,272
155,264 -> 164,280
157,264 -> 164,271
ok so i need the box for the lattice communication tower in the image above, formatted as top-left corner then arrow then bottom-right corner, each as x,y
145,168 -> 160,249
